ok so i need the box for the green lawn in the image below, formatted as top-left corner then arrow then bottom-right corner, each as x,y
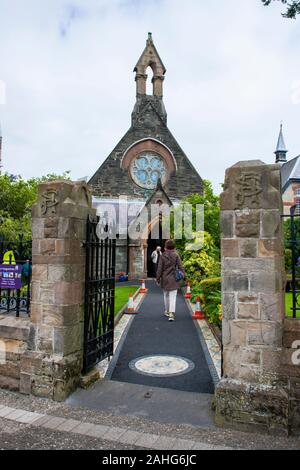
115,285 -> 139,316
285,292 -> 300,318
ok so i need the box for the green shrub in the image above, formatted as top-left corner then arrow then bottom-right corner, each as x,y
285,248 -> 292,271
199,277 -> 221,294
190,277 -> 222,328
183,252 -> 220,286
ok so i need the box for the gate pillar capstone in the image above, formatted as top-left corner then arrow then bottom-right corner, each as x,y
20,180 -> 95,401
215,161 -> 288,435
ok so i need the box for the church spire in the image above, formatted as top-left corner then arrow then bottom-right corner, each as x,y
274,123 -> 288,164
134,33 -> 166,98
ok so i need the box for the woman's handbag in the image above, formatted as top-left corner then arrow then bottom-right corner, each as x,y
175,258 -> 184,282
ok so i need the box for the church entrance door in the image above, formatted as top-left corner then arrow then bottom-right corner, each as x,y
147,219 -> 165,278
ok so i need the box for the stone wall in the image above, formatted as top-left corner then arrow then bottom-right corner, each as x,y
0,181 -> 94,400
215,160 -> 300,436
0,317 -> 30,391
115,240 -> 128,275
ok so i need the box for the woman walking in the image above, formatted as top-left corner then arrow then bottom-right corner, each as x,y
156,239 -> 185,322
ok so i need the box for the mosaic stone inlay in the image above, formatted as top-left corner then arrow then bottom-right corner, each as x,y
129,355 -> 195,377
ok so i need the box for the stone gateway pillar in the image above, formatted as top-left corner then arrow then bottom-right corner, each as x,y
215,161 -> 288,435
20,180 -> 94,401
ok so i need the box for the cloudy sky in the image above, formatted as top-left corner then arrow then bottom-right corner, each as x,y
0,0 -> 299,193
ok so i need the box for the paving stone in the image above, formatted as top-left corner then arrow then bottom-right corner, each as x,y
71,421 -> 95,435
85,424 -> 110,439
104,426 -> 127,441
16,412 -> 44,424
153,436 -> 177,450
118,430 -> 140,445
135,433 -> 160,448
56,418 -> 81,432
191,441 -> 214,450
4,409 -> 28,421
31,414 -> 53,427
0,406 -> 16,418
42,416 -> 67,430
173,438 -> 195,450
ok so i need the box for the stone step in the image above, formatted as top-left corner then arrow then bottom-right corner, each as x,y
0,375 -> 19,391
0,338 -> 26,391
0,317 -> 30,342
0,338 -> 27,361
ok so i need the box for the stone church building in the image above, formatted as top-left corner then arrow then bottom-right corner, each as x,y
273,124 -> 300,215
89,34 -> 203,279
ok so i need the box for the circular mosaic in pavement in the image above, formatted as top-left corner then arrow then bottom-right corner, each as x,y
129,355 -> 195,378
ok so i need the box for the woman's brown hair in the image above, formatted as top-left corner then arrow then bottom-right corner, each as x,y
165,239 -> 176,250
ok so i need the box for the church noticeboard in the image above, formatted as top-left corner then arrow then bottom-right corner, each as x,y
0,264 -> 22,289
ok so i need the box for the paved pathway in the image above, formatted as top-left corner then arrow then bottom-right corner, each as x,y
1,390 -> 300,450
0,404 -> 231,450
111,280 -> 215,394
68,381 -> 215,428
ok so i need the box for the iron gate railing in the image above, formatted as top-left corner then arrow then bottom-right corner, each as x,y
83,215 -> 116,373
283,205 -> 300,318
0,236 -> 32,317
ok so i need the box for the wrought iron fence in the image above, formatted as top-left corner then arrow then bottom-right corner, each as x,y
0,236 -> 32,317
282,205 -> 300,319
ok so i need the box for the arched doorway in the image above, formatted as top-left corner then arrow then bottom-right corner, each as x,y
147,216 -> 166,278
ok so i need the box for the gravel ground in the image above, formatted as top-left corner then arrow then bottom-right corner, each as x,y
0,390 -> 299,450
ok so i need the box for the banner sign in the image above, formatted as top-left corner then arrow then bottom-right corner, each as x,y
0,264 -> 22,289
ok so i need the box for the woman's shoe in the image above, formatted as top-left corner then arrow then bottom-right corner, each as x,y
168,313 -> 175,322
164,311 -> 171,318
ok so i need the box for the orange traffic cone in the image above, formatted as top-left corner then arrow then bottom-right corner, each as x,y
125,293 -> 136,314
192,297 -> 205,320
140,279 -> 148,294
185,282 -> 191,299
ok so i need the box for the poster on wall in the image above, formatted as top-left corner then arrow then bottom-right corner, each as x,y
0,265 -> 22,289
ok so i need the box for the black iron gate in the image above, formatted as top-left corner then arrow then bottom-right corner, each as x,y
0,236 -> 32,317
83,215 -> 116,373
283,204 -> 300,318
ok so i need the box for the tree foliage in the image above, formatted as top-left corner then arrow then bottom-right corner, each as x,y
182,232 -> 220,286
172,180 -> 220,258
0,172 -> 71,240
262,0 -> 300,18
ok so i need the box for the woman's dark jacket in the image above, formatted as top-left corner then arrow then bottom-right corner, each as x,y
156,249 -> 185,291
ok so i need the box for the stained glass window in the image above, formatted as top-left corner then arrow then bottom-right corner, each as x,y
130,152 -> 167,189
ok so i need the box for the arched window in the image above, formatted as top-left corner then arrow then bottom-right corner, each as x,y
146,65 -> 154,95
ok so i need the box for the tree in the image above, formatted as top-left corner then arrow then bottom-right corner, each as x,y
0,172 -> 71,240
169,181 -> 221,283
262,0 -> 300,18
180,180 -> 220,250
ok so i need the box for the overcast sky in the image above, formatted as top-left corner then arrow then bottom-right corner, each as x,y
0,0 -> 299,193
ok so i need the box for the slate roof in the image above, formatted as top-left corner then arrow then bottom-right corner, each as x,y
281,155 -> 300,192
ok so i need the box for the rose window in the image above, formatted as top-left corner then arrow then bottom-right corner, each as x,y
130,152 -> 167,189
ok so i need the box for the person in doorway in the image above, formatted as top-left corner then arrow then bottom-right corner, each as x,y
156,239 -> 185,322
151,246 -> 162,277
